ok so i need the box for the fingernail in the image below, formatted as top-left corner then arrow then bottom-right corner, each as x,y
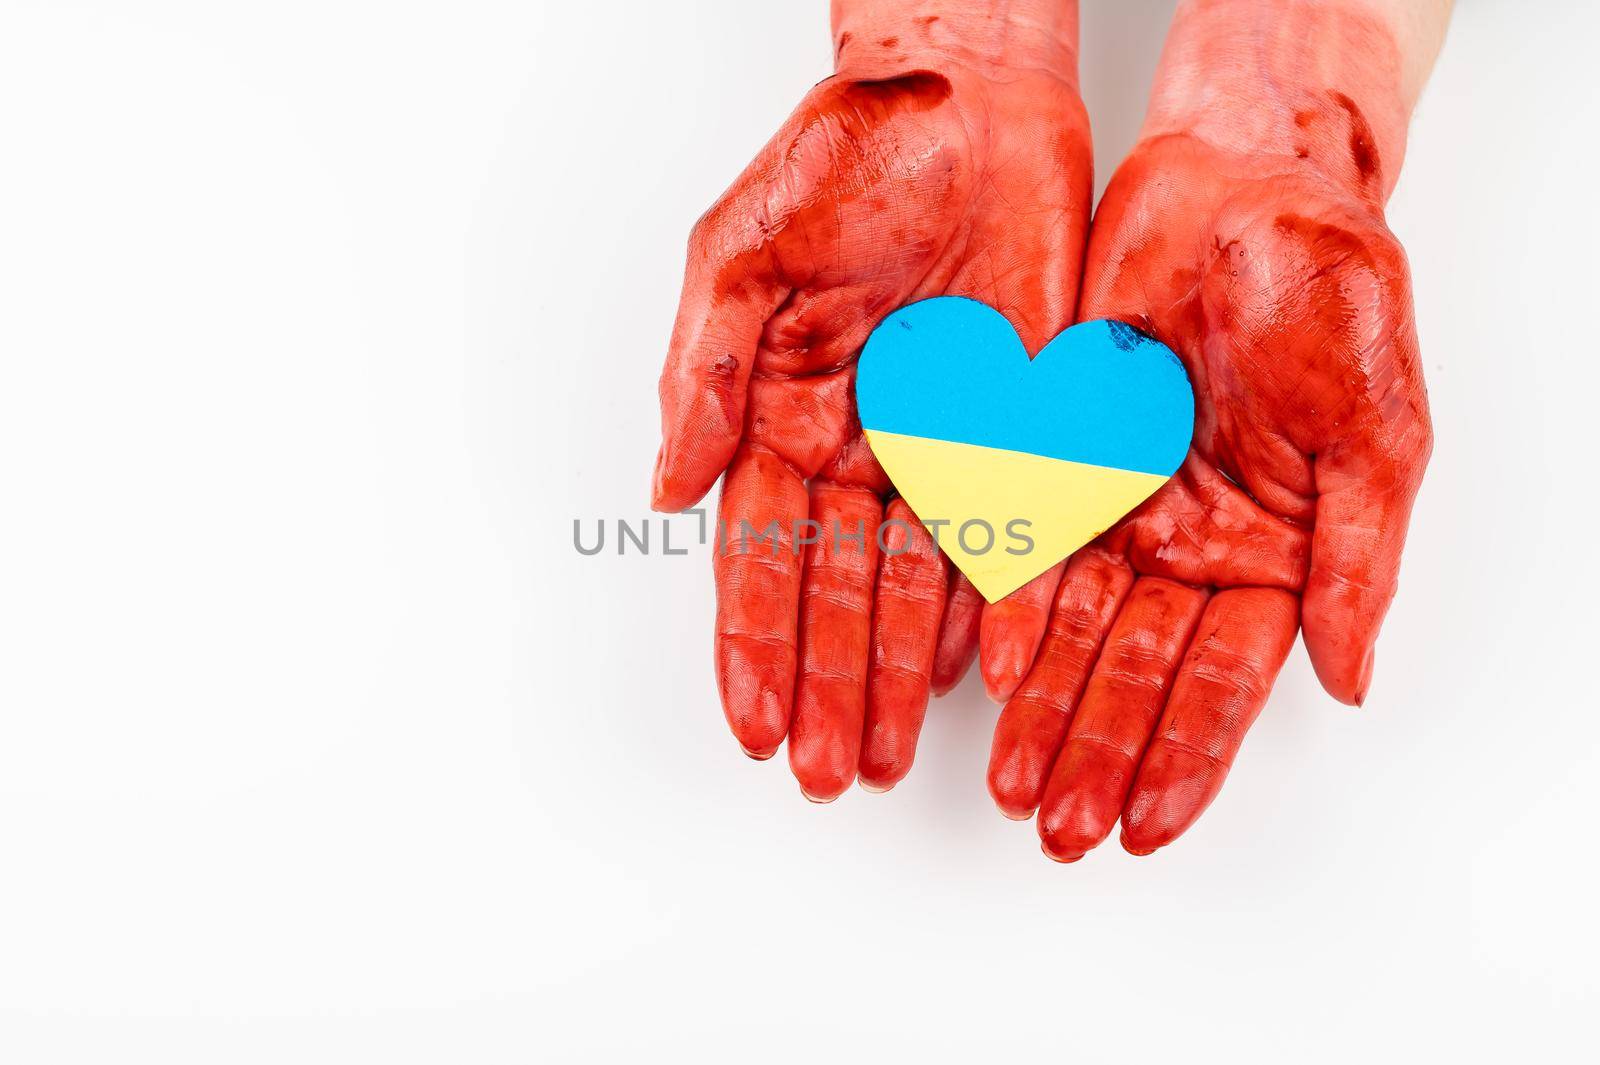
983,643 -> 1027,703
1119,830 -> 1158,857
1354,646 -> 1376,706
649,455 -> 668,510
736,732 -> 779,760
992,797 -> 1036,821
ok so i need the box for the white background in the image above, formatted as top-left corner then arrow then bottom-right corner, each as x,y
1,0 -> 1596,1060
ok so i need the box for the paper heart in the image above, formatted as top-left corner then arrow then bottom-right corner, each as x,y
856,297 -> 1194,602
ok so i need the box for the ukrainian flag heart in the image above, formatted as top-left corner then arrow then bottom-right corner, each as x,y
856,297 -> 1194,603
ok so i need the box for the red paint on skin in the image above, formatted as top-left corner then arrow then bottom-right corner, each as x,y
859,497 -> 947,790
929,571 -> 983,696
660,0 -> 1430,848
1330,90 -> 1382,189
985,77 -> 1429,858
654,21 -> 1092,800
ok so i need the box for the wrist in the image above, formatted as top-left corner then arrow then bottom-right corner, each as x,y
1140,0 -> 1437,199
831,0 -> 1080,87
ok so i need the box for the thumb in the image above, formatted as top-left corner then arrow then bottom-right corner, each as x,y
651,199 -> 790,512
1302,434 -> 1430,705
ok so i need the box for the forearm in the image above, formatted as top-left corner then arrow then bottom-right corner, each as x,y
831,0 -> 1080,84
1141,0 -> 1451,199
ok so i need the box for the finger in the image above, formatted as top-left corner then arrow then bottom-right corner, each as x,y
1120,588 -> 1299,856
930,571 -> 983,696
859,499 -> 947,792
652,203 -> 790,512
714,445 -> 807,758
986,548 -> 1135,820
979,562 -> 1066,704
1035,578 -> 1209,862
1302,442 -> 1430,705
788,481 -> 882,802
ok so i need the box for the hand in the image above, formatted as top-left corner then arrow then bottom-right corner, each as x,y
985,0 -> 1439,859
652,3 -> 1091,799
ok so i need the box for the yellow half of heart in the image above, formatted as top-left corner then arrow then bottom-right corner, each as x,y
864,429 -> 1169,603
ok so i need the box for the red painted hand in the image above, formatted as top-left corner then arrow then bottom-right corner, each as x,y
652,32 -> 1091,799
987,109 -> 1432,859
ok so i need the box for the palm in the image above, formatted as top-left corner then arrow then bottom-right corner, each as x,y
988,132 -> 1431,858
654,65 -> 1091,799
